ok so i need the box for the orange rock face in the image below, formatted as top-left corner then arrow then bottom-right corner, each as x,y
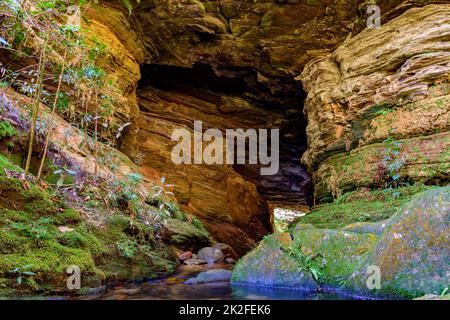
110,0 -> 445,253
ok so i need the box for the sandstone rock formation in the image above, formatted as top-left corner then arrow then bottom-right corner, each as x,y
185,269 -> 232,284
115,0 -> 449,252
299,4 -> 450,202
233,3 -> 450,299
1,0 -> 449,258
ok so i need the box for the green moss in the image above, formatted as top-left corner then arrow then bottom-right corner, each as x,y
299,184 -> 436,229
0,229 -> 31,254
54,208 -> 82,225
0,154 -> 22,173
232,233 -> 317,290
0,209 -> 29,225
292,229 -> 377,286
163,218 -> 211,248
0,155 -> 213,294
0,121 -> 17,140
24,199 -> 59,216
57,231 -> 89,248
0,175 -> 59,216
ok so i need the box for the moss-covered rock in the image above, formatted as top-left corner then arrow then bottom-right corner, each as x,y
234,187 -> 449,299
161,218 -> 212,251
297,184 -> 436,229
292,228 -> 377,287
349,187 -> 450,298
232,228 -> 375,292
232,233 -> 317,292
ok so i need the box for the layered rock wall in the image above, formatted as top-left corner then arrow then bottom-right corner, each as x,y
299,4 -> 450,202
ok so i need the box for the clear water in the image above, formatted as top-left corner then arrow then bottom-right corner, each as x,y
1,264 -> 360,300
78,264 -> 357,300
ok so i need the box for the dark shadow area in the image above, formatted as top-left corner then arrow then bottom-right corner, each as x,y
138,63 -> 312,207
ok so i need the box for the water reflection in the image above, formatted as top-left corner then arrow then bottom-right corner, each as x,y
84,264 -> 355,300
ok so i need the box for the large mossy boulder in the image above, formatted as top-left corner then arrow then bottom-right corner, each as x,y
350,187 -> 450,298
232,228 -> 376,292
232,233 -> 317,292
292,228 -> 377,287
233,187 -> 449,299
161,218 -> 212,250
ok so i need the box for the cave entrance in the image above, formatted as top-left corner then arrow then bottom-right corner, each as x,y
137,63 -> 311,236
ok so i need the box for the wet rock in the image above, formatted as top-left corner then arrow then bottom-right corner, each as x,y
185,269 -> 232,284
213,243 -> 239,260
341,221 -> 390,236
183,258 -> 208,266
232,233 -> 317,292
225,258 -> 236,265
179,251 -> 192,261
198,247 -> 224,263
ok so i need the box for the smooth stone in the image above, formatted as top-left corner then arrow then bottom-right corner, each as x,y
213,243 -> 239,260
179,251 -> 193,261
183,258 -> 207,265
185,269 -> 233,284
198,247 -> 224,263
225,258 -> 236,264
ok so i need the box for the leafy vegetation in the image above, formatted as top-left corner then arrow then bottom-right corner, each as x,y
283,246 -> 322,282
0,0 -> 142,181
0,120 -> 17,140
0,148 -> 209,294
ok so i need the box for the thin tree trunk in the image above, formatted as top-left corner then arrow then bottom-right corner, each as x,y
94,91 -> 99,177
25,36 -> 48,174
37,38 -> 70,180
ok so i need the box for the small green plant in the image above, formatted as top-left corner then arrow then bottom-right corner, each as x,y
0,120 -> 17,140
116,239 -> 138,259
56,91 -> 70,112
147,177 -> 177,219
9,264 -> 37,285
283,246 -> 323,282
10,221 -> 51,241
52,167 -> 77,187
381,138 -> 410,189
